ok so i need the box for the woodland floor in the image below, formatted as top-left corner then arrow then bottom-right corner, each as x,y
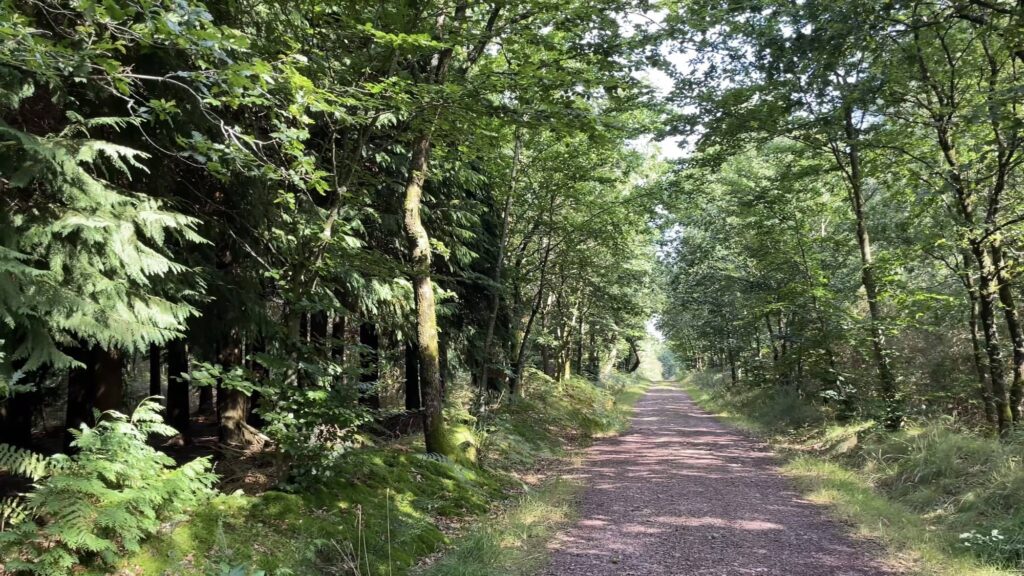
542,385 -> 899,576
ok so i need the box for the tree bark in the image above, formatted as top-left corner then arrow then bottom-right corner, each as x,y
166,339 -> 191,440
217,335 -> 258,447
405,340 -> 422,411
149,344 -> 161,396
92,348 -> 123,414
331,311 -> 346,386
358,323 -> 380,409
439,328 -> 450,400
587,327 -> 598,377
625,339 -> 641,373
575,314 -> 584,376
959,252 -> 996,424
512,240 -> 553,395
972,241 -> 1013,433
401,0 -> 467,456
404,134 -> 452,455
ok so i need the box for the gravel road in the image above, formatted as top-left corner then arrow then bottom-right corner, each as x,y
542,386 -> 898,576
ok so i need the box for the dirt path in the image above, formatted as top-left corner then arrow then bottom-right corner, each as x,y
542,386 -> 898,576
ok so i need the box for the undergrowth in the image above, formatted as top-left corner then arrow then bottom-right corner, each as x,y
683,371 -> 1021,576
121,371 -> 646,576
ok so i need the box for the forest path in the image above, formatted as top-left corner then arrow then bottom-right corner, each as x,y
541,385 -> 897,576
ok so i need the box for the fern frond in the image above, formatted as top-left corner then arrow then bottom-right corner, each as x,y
0,444 -> 47,480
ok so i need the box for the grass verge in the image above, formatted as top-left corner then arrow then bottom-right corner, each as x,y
682,372 -> 1019,576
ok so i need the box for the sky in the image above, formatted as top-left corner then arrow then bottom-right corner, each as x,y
622,11 -> 694,162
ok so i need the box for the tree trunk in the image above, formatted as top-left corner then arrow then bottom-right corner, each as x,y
480,127 -> 521,394
587,327 -> 598,378
972,241 -> 1013,434
992,242 -> 1024,422
574,312 -> 584,376
405,340 -> 422,411
218,387 -> 251,446
401,0 -> 467,456
404,134 -> 452,456
93,348 -> 123,414
439,329 -> 450,400
765,314 -> 780,364
64,346 -> 97,450
331,312 -> 346,386
358,323 -> 380,409
838,106 -> 901,430
149,344 -> 161,396
166,339 -> 191,440
247,339 -> 266,428
728,348 -> 738,384
217,336 -> 258,447
512,240 -> 553,396
625,339 -> 641,373
960,252 -> 996,424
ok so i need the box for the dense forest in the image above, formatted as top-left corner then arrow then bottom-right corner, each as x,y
4,0 -> 1024,574
658,0 -> 1024,437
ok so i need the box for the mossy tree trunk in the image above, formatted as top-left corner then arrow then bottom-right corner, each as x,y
404,133 -> 453,456
991,243 -> 1024,423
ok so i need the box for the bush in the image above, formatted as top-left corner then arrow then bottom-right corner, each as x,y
0,400 -> 217,576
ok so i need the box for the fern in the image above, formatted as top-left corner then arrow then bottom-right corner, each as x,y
0,400 -> 217,576
0,120 -> 203,380
0,443 -> 47,480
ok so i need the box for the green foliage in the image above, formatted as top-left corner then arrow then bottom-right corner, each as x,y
0,443 -> 48,531
0,401 -> 217,576
2,0 -> 665,571
0,120 -> 202,372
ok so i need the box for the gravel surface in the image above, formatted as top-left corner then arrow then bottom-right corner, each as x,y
542,386 -> 899,576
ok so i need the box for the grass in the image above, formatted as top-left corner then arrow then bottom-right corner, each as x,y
123,371 -> 651,576
416,475 -> 583,576
682,372 -> 1021,576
